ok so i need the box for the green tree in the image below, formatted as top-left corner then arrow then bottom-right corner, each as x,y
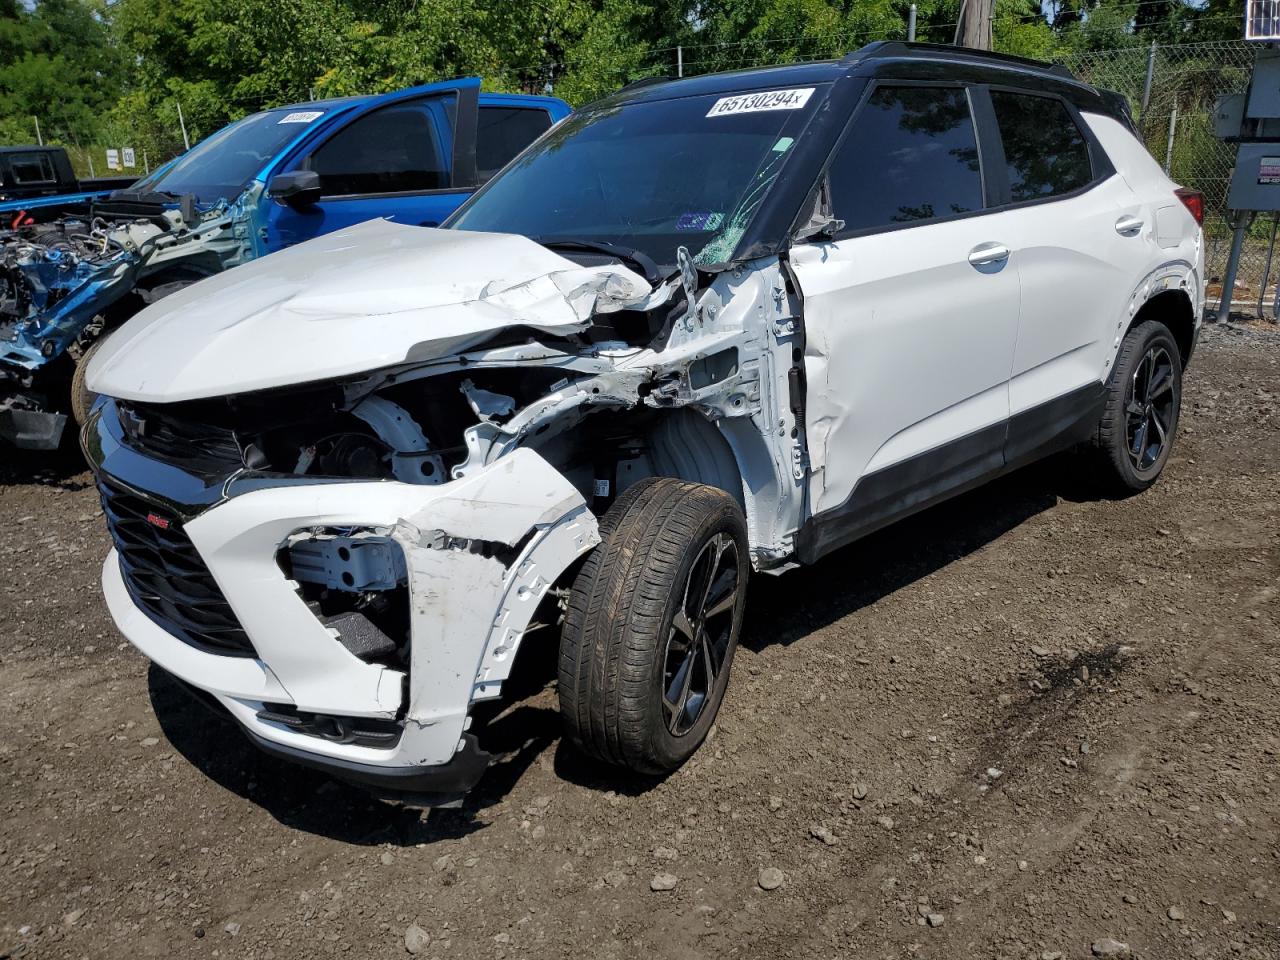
0,0 -> 121,146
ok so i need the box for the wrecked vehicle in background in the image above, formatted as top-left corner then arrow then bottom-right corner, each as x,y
0,79 -> 569,450
83,42 -> 1202,805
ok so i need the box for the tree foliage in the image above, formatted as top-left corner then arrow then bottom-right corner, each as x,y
0,0 -> 1245,167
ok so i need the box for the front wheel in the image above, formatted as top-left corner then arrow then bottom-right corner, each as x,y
70,335 -> 107,427
1089,319 -> 1183,495
558,478 -> 749,775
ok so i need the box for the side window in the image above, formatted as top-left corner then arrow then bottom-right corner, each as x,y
305,95 -> 456,196
476,107 -> 552,179
990,91 -> 1092,202
10,153 -> 57,185
827,85 -> 983,233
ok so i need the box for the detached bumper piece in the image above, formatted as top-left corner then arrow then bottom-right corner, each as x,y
0,406 -> 66,450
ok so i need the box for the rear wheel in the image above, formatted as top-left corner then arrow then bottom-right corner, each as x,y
1090,319 -> 1183,494
558,478 -> 748,775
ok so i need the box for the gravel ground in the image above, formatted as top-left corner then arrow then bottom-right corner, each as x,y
1,322 -> 1278,960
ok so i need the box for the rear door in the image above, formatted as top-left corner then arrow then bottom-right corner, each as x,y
972,87 -> 1151,464
792,82 -> 1022,560
261,81 -> 480,252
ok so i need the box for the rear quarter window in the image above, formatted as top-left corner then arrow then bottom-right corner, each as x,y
991,91 -> 1093,202
476,107 -> 553,179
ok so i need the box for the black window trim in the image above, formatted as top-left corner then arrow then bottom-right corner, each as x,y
796,78 -> 993,245
970,83 -> 1116,214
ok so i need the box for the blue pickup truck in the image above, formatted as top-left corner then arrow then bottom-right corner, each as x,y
0,77 -> 570,450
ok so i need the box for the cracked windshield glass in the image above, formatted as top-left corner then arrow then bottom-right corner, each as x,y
450,86 -> 827,269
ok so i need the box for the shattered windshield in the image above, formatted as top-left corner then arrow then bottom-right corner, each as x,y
448,86 -> 826,268
130,108 -> 328,205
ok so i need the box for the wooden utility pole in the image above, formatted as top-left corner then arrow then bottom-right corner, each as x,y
955,0 -> 993,49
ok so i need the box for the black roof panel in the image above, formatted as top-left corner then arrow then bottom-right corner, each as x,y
590,40 -> 1108,112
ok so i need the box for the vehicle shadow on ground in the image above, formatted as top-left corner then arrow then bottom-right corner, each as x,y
147,664 -> 561,845
738,456 -> 1085,652
146,453 -> 1093,841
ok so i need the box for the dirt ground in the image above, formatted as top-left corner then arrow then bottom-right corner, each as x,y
1,322 -> 1278,960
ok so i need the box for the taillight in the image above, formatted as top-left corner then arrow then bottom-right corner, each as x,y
1175,187 -> 1204,227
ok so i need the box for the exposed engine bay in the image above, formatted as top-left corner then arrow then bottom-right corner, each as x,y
1,195 -> 251,448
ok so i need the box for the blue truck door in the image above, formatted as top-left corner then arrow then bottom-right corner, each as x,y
261,80 -> 481,252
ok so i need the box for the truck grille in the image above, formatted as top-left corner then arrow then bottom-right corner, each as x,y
98,478 -> 256,658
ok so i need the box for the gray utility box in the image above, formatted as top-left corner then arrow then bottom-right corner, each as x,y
1228,142 -> 1280,210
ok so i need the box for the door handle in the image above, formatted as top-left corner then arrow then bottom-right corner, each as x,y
968,242 -> 1010,267
1115,214 -> 1144,235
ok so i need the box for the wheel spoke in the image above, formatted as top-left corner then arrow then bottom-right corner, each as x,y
700,633 -> 719,685
1148,366 -> 1173,400
672,609 -> 697,642
1130,418 -> 1148,461
664,652 -> 695,733
1142,350 -> 1155,402
1149,408 -> 1167,445
702,562 -> 738,621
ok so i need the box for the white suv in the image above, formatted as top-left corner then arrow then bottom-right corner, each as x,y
84,43 -> 1202,804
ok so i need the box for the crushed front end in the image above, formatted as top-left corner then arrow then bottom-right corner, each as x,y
84,390 -> 600,804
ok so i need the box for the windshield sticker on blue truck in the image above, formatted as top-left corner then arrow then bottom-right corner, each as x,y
278,111 -> 324,124
706,88 -> 814,117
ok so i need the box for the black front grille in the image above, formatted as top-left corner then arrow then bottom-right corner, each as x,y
117,402 -> 244,476
98,478 -> 256,658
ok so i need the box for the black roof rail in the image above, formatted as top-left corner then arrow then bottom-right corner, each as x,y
847,41 -> 1077,81
620,75 -> 673,92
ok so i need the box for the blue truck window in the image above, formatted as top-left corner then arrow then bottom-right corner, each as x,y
476,107 -> 552,179
305,95 -> 457,196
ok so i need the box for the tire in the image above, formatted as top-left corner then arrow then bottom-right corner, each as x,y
558,477 -> 749,775
1090,319 -> 1183,495
70,335 -> 107,427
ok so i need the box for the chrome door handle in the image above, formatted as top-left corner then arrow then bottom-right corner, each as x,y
1115,214 -> 1144,235
968,242 -> 1010,266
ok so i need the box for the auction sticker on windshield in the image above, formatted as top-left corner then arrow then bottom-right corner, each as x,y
706,88 -> 814,117
278,111 -> 324,124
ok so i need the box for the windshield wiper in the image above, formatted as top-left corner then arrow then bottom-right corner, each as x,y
531,237 -> 663,286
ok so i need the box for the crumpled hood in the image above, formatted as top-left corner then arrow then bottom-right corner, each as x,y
88,219 -> 655,403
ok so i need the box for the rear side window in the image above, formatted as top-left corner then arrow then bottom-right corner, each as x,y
306,95 -> 456,196
828,85 -> 983,232
477,107 -> 552,179
9,152 -> 57,185
991,91 -> 1092,201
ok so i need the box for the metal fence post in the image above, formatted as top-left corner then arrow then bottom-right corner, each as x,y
677,46 -> 683,78
1141,40 -> 1157,116
908,4 -> 918,41
1258,216 -> 1279,318
1164,100 -> 1178,175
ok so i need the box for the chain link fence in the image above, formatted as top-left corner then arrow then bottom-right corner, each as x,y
1063,40 -> 1275,318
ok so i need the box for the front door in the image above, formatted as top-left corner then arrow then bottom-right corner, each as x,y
792,83 -> 1021,561
262,84 -> 477,253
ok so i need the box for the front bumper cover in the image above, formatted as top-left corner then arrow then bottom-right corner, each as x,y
87,402 -> 600,799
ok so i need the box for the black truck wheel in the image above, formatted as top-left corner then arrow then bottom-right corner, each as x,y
558,477 -> 749,775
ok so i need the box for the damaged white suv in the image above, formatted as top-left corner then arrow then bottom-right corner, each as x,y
85,43 -> 1203,804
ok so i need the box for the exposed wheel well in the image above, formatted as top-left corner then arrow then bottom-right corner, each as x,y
1131,289 -> 1196,367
